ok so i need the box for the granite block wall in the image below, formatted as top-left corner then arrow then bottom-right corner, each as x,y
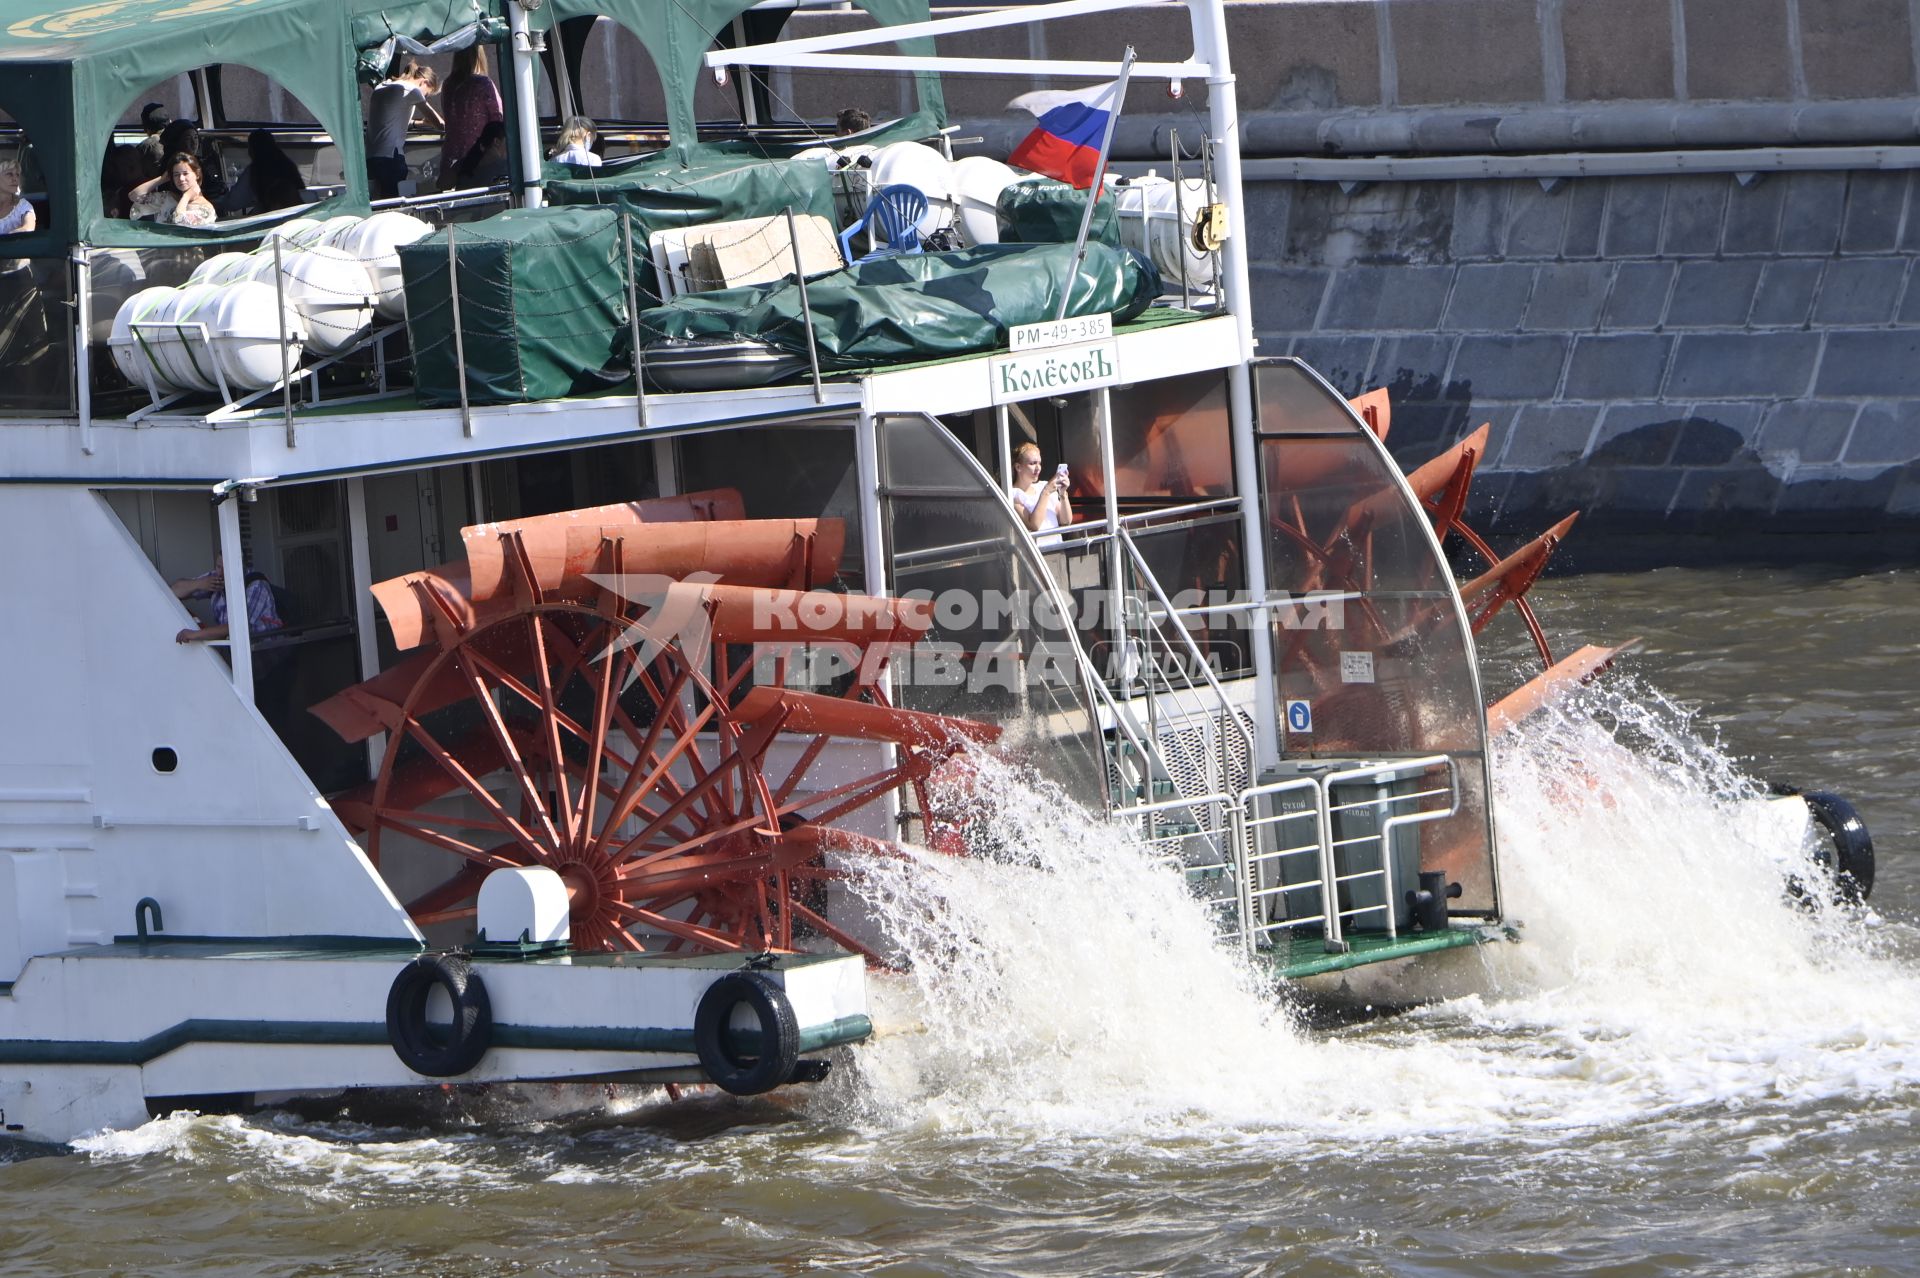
1249,169 -> 1920,536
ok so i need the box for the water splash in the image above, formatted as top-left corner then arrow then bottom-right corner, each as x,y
820,680 -> 1920,1141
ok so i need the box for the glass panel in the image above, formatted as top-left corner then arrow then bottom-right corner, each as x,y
1106,371 -> 1234,503
881,413 -> 1109,809
1253,358 -> 1499,917
678,423 -> 864,587
0,256 -> 74,415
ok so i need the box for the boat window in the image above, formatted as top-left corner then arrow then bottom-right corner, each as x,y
0,120 -> 73,414
678,424 -> 866,587
1106,373 -> 1236,504
107,70 -> 342,225
476,442 -> 659,522
1253,357 -> 1498,916
879,412 -> 1110,810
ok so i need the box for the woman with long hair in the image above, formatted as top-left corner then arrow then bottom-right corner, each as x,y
127,153 -> 217,227
437,44 -> 503,189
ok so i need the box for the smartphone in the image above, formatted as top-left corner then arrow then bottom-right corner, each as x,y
1054,463 -> 1070,481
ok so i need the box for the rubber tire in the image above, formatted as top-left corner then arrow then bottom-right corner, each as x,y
693,971 -> 800,1096
386,955 -> 493,1077
1802,790 -> 1875,903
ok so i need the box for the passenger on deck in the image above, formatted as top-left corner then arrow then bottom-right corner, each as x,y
171,557 -> 284,644
223,129 -> 307,215
0,160 -> 35,235
1011,442 -> 1074,541
453,121 -> 509,187
128,154 -> 217,227
157,120 -> 228,203
366,62 -> 443,199
550,116 -> 601,167
101,145 -> 146,219
437,45 -> 503,190
835,108 -> 872,137
136,102 -> 171,177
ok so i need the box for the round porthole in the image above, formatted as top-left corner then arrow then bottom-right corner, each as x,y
151,747 -> 179,774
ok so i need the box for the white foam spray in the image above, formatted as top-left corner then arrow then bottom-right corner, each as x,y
821,681 -> 1920,1144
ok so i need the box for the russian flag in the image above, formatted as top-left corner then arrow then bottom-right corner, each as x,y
1008,81 -> 1120,190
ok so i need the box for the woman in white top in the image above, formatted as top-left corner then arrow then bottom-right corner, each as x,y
550,115 -> 602,167
127,154 -> 216,227
0,159 -> 35,235
1010,441 -> 1073,539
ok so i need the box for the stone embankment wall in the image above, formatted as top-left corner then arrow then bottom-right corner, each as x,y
796,0 -> 1920,544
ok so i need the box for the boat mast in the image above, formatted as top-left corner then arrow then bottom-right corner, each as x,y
1187,0 -> 1279,771
507,0 -> 547,209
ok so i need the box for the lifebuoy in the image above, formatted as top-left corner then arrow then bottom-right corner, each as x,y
386,954 -> 493,1077
693,971 -> 800,1095
1801,790 -> 1875,903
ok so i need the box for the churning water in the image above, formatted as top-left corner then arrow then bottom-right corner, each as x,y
7,566 -> 1920,1276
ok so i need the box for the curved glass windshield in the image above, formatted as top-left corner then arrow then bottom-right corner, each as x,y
879,412 -> 1110,809
1253,359 -> 1500,917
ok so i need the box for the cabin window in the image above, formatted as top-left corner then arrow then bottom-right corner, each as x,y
678,425 -> 865,587
106,69 -> 341,225
0,115 -> 75,414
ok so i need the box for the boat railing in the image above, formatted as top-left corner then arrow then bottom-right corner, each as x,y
1240,756 -> 1460,955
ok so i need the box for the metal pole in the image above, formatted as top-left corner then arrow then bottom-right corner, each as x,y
507,5 -> 546,209
72,246 -> 94,455
216,490 -> 255,706
1171,128 -> 1190,310
1053,46 -> 1136,322
786,205 -> 826,404
447,227 -> 473,437
344,475 -> 385,776
1189,0 -> 1278,771
994,404 -> 1012,493
621,211 -> 649,428
272,236 -> 294,447
1097,386 -> 1123,687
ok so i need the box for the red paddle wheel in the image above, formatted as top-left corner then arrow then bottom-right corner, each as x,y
1346,392 -> 1637,727
312,491 -> 1000,961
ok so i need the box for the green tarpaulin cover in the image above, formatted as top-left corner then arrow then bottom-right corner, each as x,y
398,205 -> 630,406
640,242 -> 1160,372
996,181 -> 1120,247
547,148 -> 838,302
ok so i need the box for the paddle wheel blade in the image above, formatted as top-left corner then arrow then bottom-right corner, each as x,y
1349,386 -> 1392,441
1487,640 -> 1640,735
1460,511 -> 1580,632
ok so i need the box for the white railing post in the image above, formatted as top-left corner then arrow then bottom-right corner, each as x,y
72,246 -> 94,455
216,489 -> 255,705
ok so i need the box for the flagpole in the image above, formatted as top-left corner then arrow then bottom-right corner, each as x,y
1054,45 -> 1136,322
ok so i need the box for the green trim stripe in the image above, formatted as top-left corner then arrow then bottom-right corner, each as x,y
1272,927 -> 1493,981
0,1014 -> 874,1067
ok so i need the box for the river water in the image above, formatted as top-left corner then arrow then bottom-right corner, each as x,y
4,564 -> 1918,1277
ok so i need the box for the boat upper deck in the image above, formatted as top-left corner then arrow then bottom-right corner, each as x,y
3,306 -> 1234,484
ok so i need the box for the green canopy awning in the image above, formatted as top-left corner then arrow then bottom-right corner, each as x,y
0,0 -> 945,255
0,0 -> 370,251
535,0 -> 945,165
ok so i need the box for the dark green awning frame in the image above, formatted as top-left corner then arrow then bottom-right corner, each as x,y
0,0 -> 944,254
0,0 -> 371,252
531,0 -> 945,166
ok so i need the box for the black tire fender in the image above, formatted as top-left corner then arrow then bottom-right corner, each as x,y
386,954 -> 494,1077
693,971 -> 800,1096
1801,790 -> 1875,903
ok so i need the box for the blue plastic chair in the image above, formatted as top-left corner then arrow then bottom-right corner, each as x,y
839,183 -> 928,264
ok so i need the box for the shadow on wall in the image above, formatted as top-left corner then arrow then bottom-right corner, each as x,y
1303,357 -> 1920,545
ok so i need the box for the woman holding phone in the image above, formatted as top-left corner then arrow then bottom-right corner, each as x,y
1010,441 -> 1074,540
